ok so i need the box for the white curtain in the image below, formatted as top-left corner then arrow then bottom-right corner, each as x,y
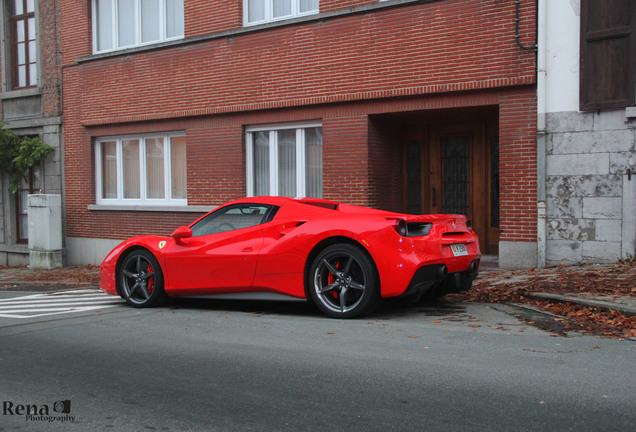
248,0 -> 265,23
146,138 -> 165,199
254,132 -> 270,196
305,127 -> 322,198
96,0 -> 114,51
123,139 -> 140,198
101,141 -> 118,199
170,136 -> 187,199
117,0 -> 135,47
277,129 -> 296,197
141,0 -> 160,43
166,0 -> 184,38
300,0 -> 318,13
273,0 -> 291,18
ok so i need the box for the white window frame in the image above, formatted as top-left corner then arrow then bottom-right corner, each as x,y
95,132 -> 187,206
245,121 -> 322,198
243,0 -> 320,27
92,0 -> 184,54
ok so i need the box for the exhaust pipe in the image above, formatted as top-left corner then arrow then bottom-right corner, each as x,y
438,265 -> 448,278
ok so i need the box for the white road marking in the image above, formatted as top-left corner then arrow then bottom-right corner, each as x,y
0,289 -> 124,319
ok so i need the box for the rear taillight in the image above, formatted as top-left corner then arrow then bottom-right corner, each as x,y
394,219 -> 408,236
394,220 -> 432,237
408,222 -> 432,236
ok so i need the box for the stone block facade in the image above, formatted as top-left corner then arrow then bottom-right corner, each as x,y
545,111 -> 636,264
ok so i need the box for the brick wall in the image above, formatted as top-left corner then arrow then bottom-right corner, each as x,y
323,115 -> 370,205
499,87 -> 538,242
69,0 -> 535,126
60,0 -> 538,244
185,0 -> 241,37
368,117 -> 402,212
59,0 -> 91,66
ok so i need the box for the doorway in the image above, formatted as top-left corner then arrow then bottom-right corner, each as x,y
403,120 -> 500,254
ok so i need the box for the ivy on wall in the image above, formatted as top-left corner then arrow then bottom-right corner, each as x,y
0,121 -> 54,193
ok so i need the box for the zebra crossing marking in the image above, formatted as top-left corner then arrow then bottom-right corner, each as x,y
0,289 -> 124,319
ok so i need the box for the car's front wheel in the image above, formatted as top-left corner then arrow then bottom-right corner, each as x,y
118,249 -> 167,307
309,243 -> 380,319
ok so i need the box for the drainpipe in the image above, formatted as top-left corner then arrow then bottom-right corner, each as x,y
516,0 -> 538,51
536,0 -> 547,268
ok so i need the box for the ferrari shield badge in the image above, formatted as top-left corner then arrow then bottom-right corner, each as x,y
158,241 -> 167,250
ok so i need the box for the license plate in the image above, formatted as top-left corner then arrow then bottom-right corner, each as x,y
450,244 -> 468,257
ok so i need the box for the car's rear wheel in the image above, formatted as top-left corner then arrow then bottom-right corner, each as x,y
309,243 -> 380,319
118,249 -> 167,307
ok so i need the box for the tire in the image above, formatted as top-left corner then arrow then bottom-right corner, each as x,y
308,243 -> 380,319
118,249 -> 167,307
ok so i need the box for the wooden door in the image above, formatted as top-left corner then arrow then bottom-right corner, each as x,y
403,122 -> 499,254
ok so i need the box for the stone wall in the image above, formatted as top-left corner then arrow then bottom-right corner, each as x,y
545,110 -> 636,264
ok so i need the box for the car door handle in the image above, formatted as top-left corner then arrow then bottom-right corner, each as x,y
242,247 -> 254,252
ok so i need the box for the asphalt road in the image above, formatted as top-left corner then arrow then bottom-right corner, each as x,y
0,291 -> 634,431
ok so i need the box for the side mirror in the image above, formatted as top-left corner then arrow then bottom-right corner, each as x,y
171,226 -> 192,240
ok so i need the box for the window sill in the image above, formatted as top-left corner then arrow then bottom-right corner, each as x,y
0,243 -> 29,254
88,204 -> 213,213
1,87 -> 41,100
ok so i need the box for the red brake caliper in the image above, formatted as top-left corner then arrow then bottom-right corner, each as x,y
330,260 -> 340,299
146,264 -> 154,295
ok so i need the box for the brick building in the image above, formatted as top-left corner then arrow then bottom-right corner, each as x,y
0,0 -> 63,265
60,0 -> 539,267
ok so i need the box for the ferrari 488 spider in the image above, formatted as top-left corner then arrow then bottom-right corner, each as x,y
100,196 -> 481,318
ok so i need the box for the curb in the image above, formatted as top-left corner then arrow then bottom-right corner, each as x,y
525,292 -> 636,317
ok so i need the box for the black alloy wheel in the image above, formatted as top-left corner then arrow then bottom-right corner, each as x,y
309,243 -> 380,319
118,249 -> 167,307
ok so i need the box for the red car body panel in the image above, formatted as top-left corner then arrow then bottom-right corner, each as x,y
100,197 -> 481,302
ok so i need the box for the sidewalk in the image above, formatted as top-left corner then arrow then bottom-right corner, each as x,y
465,259 -> 636,338
474,258 -> 636,317
0,265 -> 100,291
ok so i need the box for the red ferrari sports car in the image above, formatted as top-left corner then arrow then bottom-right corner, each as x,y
100,196 -> 481,318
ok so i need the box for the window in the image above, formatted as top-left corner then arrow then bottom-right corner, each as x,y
95,133 -> 187,205
244,0 -> 319,26
93,0 -> 184,53
246,123 -> 323,198
580,0 -> 636,111
9,0 -> 38,89
191,204 -> 278,237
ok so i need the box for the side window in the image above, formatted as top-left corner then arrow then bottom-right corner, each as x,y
191,204 -> 277,237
